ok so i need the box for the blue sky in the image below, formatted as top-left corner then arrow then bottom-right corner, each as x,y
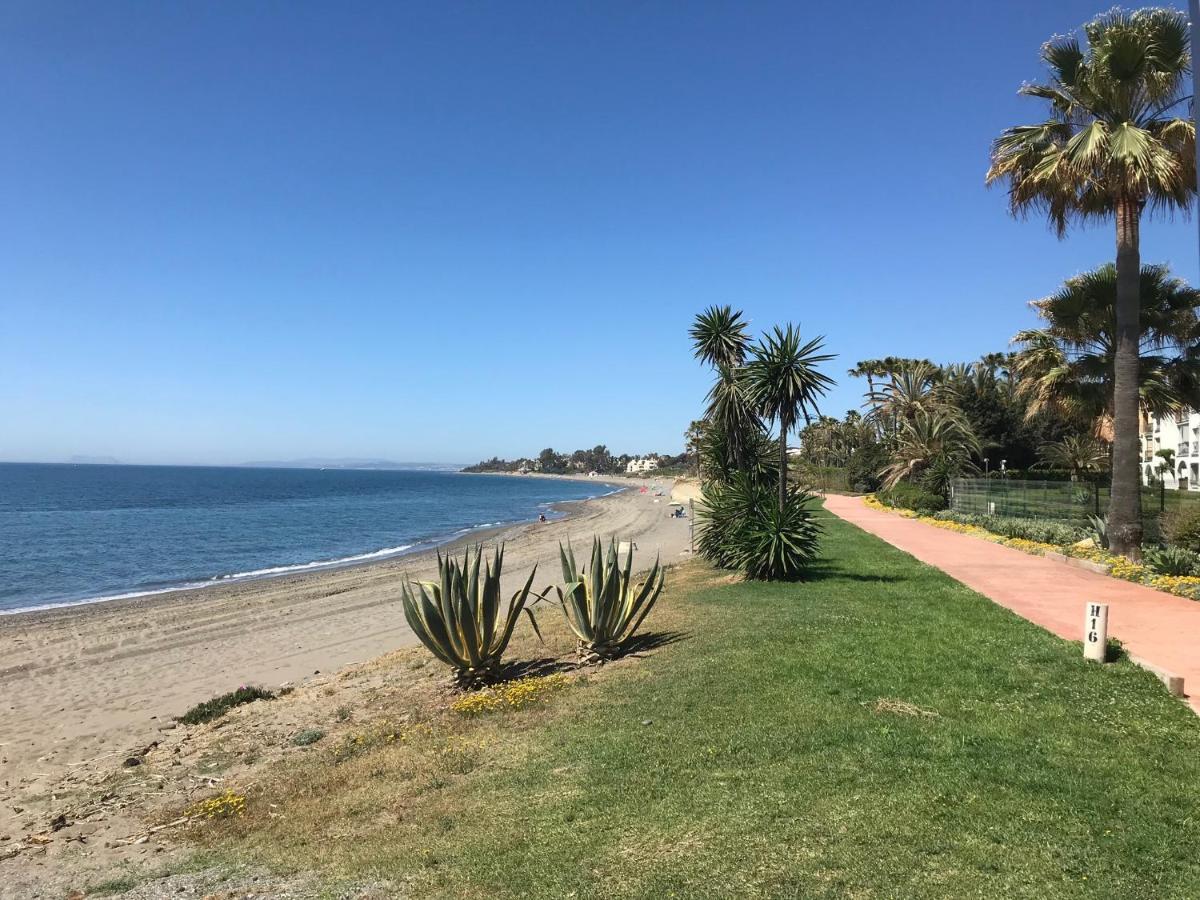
2,1 -> 1197,465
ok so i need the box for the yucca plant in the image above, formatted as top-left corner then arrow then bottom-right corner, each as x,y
697,476 -> 823,580
400,544 -> 539,687
553,537 -> 665,662
737,485 -> 823,581
695,471 -> 762,569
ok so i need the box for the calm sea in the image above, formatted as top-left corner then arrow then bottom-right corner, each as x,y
0,463 -> 618,614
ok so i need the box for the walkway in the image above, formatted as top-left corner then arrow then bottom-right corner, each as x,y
824,494 -> 1200,714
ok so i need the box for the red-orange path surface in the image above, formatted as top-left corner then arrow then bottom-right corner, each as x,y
823,494 -> 1200,715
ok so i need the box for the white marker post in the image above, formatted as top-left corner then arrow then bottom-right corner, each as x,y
1084,602 -> 1109,662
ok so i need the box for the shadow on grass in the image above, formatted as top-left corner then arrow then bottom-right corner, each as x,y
618,629 -> 690,658
473,633 -> 691,690
1106,637 -> 1127,663
492,656 -> 578,683
801,563 -> 906,585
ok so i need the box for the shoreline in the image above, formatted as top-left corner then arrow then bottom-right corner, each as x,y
0,476 -> 693,826
0,471 -> 627,624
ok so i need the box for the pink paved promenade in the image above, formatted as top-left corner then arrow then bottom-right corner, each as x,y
824,494 -> 1200,714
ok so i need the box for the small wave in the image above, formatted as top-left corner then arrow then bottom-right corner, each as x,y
213,545 -> 414,581
451,521 -> 509,536
0,584 -> 210,616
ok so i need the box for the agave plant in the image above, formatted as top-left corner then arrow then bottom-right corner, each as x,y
1144,545 -> 1200,577
553,537 -> 665,662
400,545 -> 539,687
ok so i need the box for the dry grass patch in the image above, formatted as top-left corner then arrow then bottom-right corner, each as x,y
173,561 -> 709,883
864,697 -> 940,718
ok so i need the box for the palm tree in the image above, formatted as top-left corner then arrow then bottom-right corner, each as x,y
848,359 -> 885,397
1155,447 -> 1176,483
879,406 -> 981,495
1034,435 -> 1110,479
690,305 -> 751,370
690,306 -> 758,474
987,8 -> 1195,557
1012,263 -> 1200,434
877,357 -> 937,378
865,361 -> 944,429
745,325 -> 835,506
702,364 -> 762,475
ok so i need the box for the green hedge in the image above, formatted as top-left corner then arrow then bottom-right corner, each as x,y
876,483 -> 946,514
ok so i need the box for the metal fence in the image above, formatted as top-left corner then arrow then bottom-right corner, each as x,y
949,477 -> 1200,539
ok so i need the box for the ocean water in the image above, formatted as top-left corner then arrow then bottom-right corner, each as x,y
0,463 -> 618,614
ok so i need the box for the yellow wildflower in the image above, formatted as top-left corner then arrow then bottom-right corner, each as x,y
187,789 -> 246,820
450,673 -> 569,715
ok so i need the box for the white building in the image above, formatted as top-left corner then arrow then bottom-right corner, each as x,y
626,456 -> 659,474
1140,409 -> 1200,489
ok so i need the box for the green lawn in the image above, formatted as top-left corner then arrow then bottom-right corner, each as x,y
208,513 -> 1200,898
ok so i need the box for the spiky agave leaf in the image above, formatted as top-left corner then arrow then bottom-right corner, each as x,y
553,537 -> 665,661
397,543 -> 538,687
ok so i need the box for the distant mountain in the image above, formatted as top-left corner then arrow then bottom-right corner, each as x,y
68,455 -> 121,465
239,458 -> 464,471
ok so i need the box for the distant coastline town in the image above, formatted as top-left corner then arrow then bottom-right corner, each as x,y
463,445 -> 690,476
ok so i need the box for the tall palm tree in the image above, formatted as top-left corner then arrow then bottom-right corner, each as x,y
848,359 -> 885,397
1012,263 -> 1200,432
702,364 -> 762,475
987,8 -> 1195,558
745,325 -> 835,506
865,361 -> 944,428
690,306 -> 758,474
690,305 -> 752,370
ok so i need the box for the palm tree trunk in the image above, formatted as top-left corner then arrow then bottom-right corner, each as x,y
1109,195 -> 1144,560
778,413 -> 789,508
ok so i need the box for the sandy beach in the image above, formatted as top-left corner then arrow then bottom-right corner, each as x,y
0,476 -> 696,863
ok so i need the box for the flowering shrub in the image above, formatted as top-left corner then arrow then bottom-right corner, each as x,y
1107,557 -> 1149,581
450,673 -> 570,715
1147,574 -> 1200,600
999,537 -> 1061,556
1065,545 -> 1111,564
